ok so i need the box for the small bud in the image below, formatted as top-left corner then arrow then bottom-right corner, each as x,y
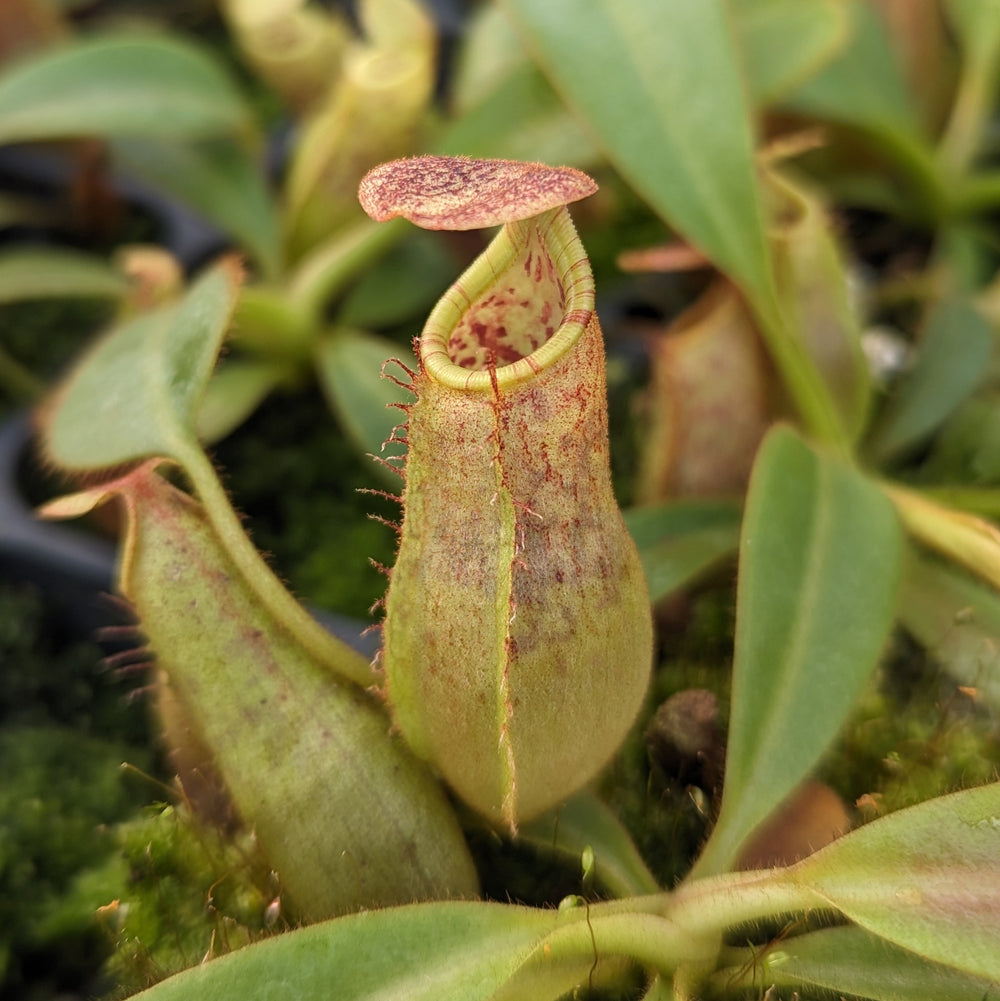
361,157 -> 653,827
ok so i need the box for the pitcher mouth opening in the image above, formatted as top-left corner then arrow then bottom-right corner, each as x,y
419,207 -> 595,392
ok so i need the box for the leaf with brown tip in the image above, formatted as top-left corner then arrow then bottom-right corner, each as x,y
358,155 -> 597,230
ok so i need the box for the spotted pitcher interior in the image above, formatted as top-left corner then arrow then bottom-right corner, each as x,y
447,225 -> 566,371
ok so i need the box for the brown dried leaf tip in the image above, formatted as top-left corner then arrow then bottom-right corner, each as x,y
358,156 -> 598,230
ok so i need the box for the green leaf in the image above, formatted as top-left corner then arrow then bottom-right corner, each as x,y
792,781 -> 1000,981
780,0 -> 919,140
315,328 -> 413,464
113,137 -> 281,279
866,298 -> 993,467
623,500 -> 742,603
520,791 -> 661,898
127,901 -> 567,1001
502,0 -> 774,307
0,247 -> 128,303
733,0 -> 848,106
436,62 -> 600,167
691,426 -> 903,877
40,261 -> 372,691
43,258 -> 241,471
0,35 -> 253,146
759,925 -> 999,1001
441,5 -> 598,165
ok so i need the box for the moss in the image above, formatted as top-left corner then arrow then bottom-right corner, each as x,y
601,584 -> 737,887
100,803 -> 281,998
0,296 -> 118,413
601,579 -> 1000,892
209,384 -> 400,620
825,634 -> 1000,819
0,581 -> 150,742
0,725 -> 152,998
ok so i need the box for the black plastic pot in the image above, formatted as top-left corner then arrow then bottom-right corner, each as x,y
0,143 -> 228,271
0,411 -> 115,633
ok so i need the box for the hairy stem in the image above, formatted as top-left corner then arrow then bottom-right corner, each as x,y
177,441 -> 377,689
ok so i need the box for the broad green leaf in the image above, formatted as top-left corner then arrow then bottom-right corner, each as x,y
520,791 -> 661,898
897,548 -> 1000,710
0,247 -> 127,303
113,137 -> 281,279
43,467 -> 478,919
866,298 -> 993,466
691,425 -> 903,877
43,258 -> 240,471
315,328 -> 412,463
128,900 -> 569,1001
439,3 -> 598,165
436,62 -> 600,167
449,0 -> 532,112
0,35 -> 252,146
40,260 -> 369,690
733,0 -> 847,106
759,925 -> 998,1001
624,500 -> 742,603
502,0 -> 774,307
792,781 -> 1000,981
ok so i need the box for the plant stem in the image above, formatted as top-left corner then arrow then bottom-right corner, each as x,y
667,867 -> 830,937
290,216 -> 407,320
938,38 -> 1000,183
552,871 -> 832,982
870,127 -> 947,226
177,441 -> 378,689
751,291 -> 852,460
540,909 -> 718,980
